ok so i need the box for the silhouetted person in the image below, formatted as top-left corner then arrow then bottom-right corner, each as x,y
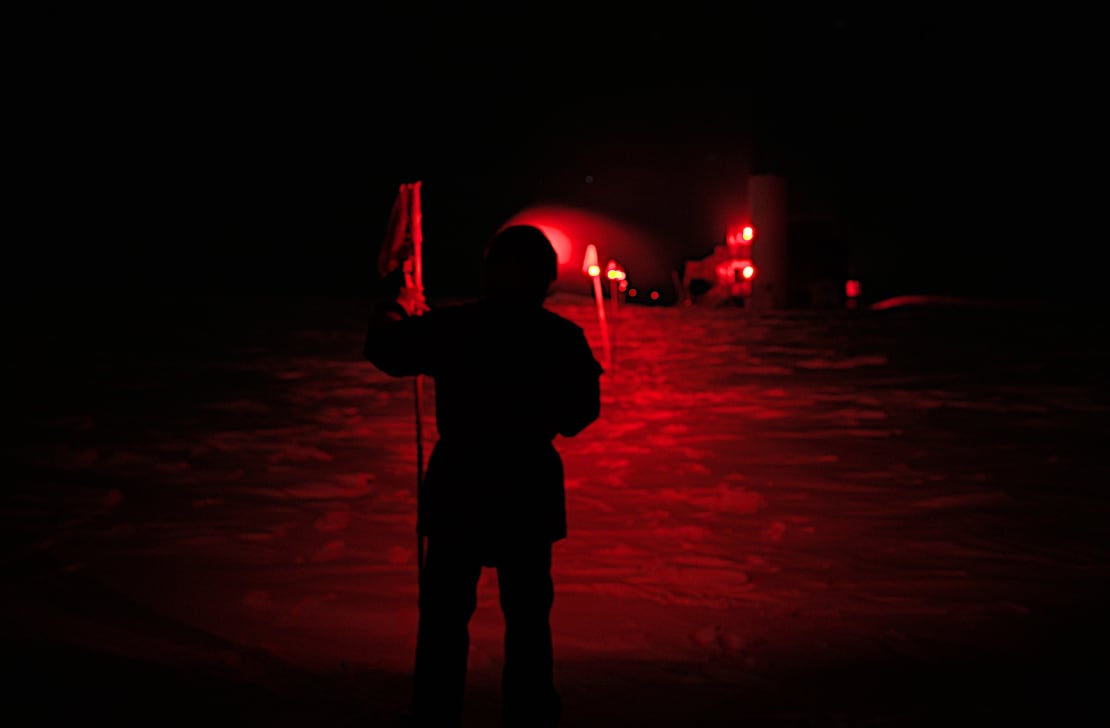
364,225 -> 604,727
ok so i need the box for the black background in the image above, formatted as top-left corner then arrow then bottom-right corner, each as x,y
12,7 -> 1097,301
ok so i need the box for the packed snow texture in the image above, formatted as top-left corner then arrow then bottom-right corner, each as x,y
5,294 -> 1108,726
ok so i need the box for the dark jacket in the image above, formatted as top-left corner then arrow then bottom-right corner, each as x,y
364,298 -> 603,543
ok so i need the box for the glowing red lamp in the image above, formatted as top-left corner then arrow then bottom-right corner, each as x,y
582,243 -> 600,278
741,225 -> 755,242
741,265 -> 755,280
605,259 -> 626,281
846,279 -> 861,298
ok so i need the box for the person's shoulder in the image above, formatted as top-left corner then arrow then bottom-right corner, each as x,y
423,300 -> 479,322
538,307 -> 587,338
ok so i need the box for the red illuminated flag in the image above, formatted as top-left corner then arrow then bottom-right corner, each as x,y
376,181 -> 428,573
378,182 -> 426,315
379,183 -> 413,279
379,182 -> 425,295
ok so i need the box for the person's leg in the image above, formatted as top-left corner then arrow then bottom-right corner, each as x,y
497,541 -> 560,727
412,538 -> 482,728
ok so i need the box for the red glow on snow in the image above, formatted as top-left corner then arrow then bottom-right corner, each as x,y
587,264 -> 601,277
650,291 -> 660,301
742,265 -> 755,280
742,225 -> 755,242
846,279 -> 861,298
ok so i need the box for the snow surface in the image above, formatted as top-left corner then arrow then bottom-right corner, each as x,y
5,293 -> 1109,726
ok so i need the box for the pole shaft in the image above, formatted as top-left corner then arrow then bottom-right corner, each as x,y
407,181 -> 427,574
592,275 -> 611,369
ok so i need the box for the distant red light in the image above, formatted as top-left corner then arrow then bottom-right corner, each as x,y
741,265 -> 755,280
618,280 -> 628,292
650,291 -> 660,301
628,288 -> 638,297
846,279 -> 861,298
605,259 -> 626,281
741,225 -> 755,242
587,264 -> 601,277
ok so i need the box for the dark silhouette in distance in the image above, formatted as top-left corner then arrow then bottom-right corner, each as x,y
364,225 -> 604,727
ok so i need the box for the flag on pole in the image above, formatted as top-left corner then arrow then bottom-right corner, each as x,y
378,182 -> 427,316
378,181 -> 429,574
409,181 -> 424,304
379,183 -> 416,282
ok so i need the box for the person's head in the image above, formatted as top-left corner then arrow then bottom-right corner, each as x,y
481,225 -> 558,306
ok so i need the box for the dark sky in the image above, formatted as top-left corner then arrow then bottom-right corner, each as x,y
17,8 -> 1093,300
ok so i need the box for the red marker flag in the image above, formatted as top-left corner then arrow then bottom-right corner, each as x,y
378,182 -> 427,316
379,183 -> 417,284
377,181 -> 429,572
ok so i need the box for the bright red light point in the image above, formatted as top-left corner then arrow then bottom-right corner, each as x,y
742,265 -> 755,280
607,269 -> 619,280
587,264 -> 601,277
742,226 -> 755,242
618,280 -> 628,292
650,291 -> 660,301
846,279 -> 861,298
628,288 -> 638,297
